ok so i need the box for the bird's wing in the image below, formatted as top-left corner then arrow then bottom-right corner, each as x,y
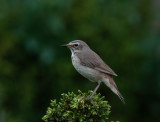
77,50 -> 118,76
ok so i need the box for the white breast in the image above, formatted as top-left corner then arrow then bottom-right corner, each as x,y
71,52 -> 101,82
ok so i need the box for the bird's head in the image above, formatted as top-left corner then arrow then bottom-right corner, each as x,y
62,40 -> 89,52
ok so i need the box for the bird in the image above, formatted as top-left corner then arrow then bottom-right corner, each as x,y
62,40 -> 125,104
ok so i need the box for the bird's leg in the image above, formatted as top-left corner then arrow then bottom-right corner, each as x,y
89,81 -> 101,99
83,81 -> 101,100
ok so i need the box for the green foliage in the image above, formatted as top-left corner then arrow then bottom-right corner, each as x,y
0,0 -> 160,122
42,90 -> 111,122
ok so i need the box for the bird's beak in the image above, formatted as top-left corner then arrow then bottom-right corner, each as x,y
61,44 -> 72,48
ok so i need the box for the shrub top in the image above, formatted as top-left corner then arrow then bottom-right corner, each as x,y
42,90 -> 111,122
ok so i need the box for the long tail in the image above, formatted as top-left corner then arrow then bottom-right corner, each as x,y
116,88 -> 125,104
103,76 -> 125,104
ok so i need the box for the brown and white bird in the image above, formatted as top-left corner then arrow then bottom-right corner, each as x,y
62,40 -> 125,104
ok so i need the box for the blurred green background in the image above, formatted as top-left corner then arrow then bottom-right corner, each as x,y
0,0 -> 160,122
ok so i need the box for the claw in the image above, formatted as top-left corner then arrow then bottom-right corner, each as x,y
82,97 -> 92,100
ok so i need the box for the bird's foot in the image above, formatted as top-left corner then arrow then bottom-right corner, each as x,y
78,96 -> 90,100
79,96 -> 95,104
78,96 -> 92,100
82,97 -> 92,100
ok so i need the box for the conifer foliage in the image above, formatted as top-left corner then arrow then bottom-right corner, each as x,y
42,90 -> 111,122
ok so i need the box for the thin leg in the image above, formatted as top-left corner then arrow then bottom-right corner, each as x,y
89,81 -> 101,99
82,81 -> 101,100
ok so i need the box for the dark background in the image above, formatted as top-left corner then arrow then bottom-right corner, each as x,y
0,0 -> 160,122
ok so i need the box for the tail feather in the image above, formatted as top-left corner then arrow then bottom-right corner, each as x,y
103,76 -> 125,104
116,89 -> 125,104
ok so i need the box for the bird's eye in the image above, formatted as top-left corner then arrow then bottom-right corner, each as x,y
74,44 -> 78,47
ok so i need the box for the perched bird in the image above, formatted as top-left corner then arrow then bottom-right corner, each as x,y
62,40 -> 125,104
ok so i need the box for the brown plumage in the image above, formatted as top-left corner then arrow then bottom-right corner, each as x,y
107,75 -> 125,104
77,49 -> 118,76
62,40 -> 125,104
77,49 -> 125,104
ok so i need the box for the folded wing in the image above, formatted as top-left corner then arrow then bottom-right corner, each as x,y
77,50 -> 118,76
